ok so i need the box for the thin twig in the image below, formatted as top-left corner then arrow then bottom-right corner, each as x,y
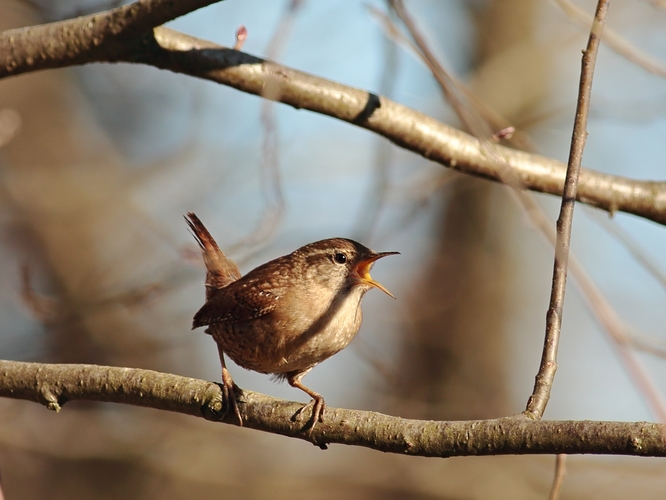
568,256 -> 666,422
388,0 -> 489,136
228,0 -> 304,255
378,1 -> 535,151
353,8 -> 400,240
509,190 -> 666,421
548,454 -> 568,500
383,1 -> 539,201
585,207 -> 666,294
625,327 -> 666,360
554,0 -> 666,79
525,0 -> 610,420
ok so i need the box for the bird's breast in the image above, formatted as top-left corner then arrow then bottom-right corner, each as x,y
212,285 -> 367,375
275,285 -> 366,372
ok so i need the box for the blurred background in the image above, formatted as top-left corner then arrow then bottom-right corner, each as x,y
1,0 -> 666,498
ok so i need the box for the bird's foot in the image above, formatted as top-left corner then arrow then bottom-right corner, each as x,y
292,396 -> 326,430
221,367 -> 243,426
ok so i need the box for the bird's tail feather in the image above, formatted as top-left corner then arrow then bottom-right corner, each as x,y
185,213 -> 241,296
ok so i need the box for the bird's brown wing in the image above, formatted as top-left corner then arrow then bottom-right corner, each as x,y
192,282 -> 281,328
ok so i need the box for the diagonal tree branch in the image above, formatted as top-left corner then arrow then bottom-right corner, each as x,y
0,8 -> 665,226
1,360 -> 665,457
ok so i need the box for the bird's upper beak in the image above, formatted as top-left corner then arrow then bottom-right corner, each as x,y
354,251 -> 399,298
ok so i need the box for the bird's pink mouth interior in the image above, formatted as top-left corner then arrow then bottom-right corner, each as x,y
355,255 -> 395,298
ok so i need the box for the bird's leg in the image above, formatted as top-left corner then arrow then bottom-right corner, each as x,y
288,370 -> 326,428
218,345 -> 243,426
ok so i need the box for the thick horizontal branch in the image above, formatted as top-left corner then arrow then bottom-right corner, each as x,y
140,29 -> 666,224
1,360 -> 665,457
1,6 -> 666,225
0,0 -> 220,73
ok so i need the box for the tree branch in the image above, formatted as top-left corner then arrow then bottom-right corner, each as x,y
525,0 -> 610,420
1,360 -> 665,457
0,9 -> 665,226
0,0 -> 220,74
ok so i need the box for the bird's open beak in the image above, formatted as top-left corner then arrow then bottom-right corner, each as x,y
355,251 -> 399,298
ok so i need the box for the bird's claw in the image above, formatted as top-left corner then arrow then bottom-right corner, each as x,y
292,397 -> 326,430
221,367 -> 243,426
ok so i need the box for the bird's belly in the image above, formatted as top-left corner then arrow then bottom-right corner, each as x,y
211,291 -> 364,375
276,308 -> 362,373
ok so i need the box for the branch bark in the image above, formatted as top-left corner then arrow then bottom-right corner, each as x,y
1,360 -> 665,457
1,9 -> 665,226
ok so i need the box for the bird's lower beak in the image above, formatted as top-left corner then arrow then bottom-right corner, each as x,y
355,251 -> 399,298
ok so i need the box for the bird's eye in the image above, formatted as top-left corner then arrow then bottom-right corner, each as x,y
333,252 -> 347,264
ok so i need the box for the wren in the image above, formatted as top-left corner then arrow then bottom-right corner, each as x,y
185,213 -> 397,428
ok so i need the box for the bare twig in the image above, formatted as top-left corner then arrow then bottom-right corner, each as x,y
568,257 -> 666,421
1,360 -> 666,457
525,0 -> 610,420
548,454 -> 568,500
228,0 -> 304,255
554,0 -> 666,79
379,1 -> 534,151
388,0 -> 487,136
258,0 -> 301,240
585,207 -> 666,293
353,9 -> 400,240
625,327 -> 666,359
383,0 -> 538,209
509,190 -> 666,421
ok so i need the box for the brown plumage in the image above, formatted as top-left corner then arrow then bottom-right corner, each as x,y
185,213 -> 397,428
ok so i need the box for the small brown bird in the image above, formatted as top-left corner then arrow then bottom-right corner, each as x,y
185,213 -> 397,427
